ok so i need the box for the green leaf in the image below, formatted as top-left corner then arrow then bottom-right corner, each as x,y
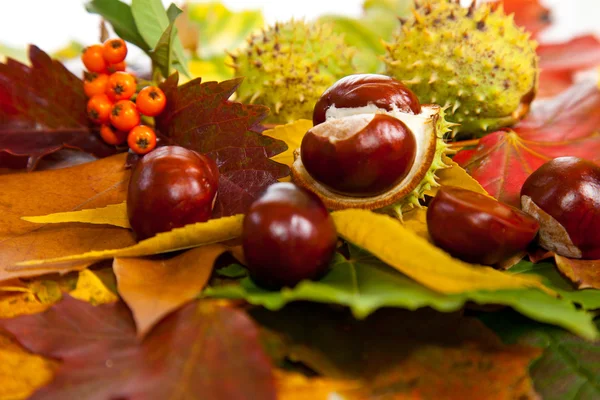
85,0 -> 149,51
509,261 -> 600,310
205,245 -> 599,340
482,311 -> 600,400
131,0 -> 190,77
149,5 -> 182,79
187,2 -> 264,58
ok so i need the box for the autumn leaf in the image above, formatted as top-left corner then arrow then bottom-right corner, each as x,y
155,73 -> 289,217
114,244 -> 230,337
69,269 -> 118,305
482,310 -> 600,400
0,46 -> 117,170
253,305 -> 542,399
264,119 -> 312,173
207,246 -> 598,339
0,332 -> 57,400
538,35 -> 600,75
454,81 -> 600,206
0,153 -> 135,282
0,297 -> 277,399
554,255 -> 600,290
331,209 -> 550,294
23,202 -> 130,229
502,0 -> 551,38
276,370 -> 364,400
425,156 -> 489,197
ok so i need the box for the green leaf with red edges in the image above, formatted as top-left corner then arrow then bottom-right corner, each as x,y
0,296 -> 277,400
155,73 -> 289,217
0,46 -> 117,170
501,0 -> 551,38
454,81 -> 600,207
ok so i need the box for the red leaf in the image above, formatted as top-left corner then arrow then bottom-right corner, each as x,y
455,81 -> 600,206
0,297 -> 277,400
0,46 -> 117,170
155,74 -> 289,217
502,0 -> 551,38
538,35 -> 600,74
537,70 -> 574,99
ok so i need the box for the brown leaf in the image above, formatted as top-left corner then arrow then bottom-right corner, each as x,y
275,370 -> 364,400
255,305 -> 542,399
114,244 -> 230,337
0,153 -> 135,282
554,254 -> 600,289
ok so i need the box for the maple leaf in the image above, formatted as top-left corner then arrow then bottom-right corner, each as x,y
454,81 -> 600,206
0,296 -> 277,400
155,73 -> 289,217
0,46 -> 117,170
501,0 -> 551,38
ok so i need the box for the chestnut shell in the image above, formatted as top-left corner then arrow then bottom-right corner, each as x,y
301,114 -> 417,196
127,146 -> 219,241
521,157 -> 600,259
313,74 -> 421,125
427,187 -> 539,265
242,183 -> 338,289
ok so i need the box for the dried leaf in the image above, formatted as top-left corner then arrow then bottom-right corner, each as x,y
0,153 -> 134,282
22,202 -> 130,229
253,305 -> 542,399
207,247 -> 597,339
331,209 -> 551,294
265,119 -> 313,173
69,269 -> 118,305
454,81 -> 600,206
0,297 -> 277,399
155,74 -> 289,217
0,333 -> 57,400
114,244 -> 230,337
554,255 -> 600,290
0,46 -> 116,170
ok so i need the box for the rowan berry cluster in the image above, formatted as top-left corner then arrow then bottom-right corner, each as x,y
82,39 -> 166,155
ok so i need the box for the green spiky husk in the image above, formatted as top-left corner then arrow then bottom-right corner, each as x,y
383,0 -> 539,137
231,20 -> 357,124
380,107 -> 452,219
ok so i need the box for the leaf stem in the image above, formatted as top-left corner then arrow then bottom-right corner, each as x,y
448,139 -> 480,149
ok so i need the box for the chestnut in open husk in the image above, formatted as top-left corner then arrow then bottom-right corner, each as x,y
127,146 -> 219,240
242,183 -> 337,289
521,156 -> 600,259
427,187 -> 539,265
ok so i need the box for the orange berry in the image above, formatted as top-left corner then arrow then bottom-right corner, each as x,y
128,126 -> 157,155
102,38 -> 128,64
106,71 -> 136,101
107,61 -> 126,73
136,86 -> 167,116
99,124 -> 128,145
83,72 -> 109,97
87,94 -> 113,124
81,45 -> 107,73
110,100 -> 140,131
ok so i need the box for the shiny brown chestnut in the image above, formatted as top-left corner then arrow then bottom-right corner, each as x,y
427,187 -> 540,265
521,157 -> 600,259
300,113 -> 417,197
127,146 -> 219,241
313,74 -> 421,125
242,182 -> 338,289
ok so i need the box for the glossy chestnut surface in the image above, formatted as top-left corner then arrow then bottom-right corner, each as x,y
521,157 -> 600,259
313,74 -> 421,125
300,113 -> 417,197
127,146 -> 219,240
242,183 -> 338,289
427,187 -> 540,265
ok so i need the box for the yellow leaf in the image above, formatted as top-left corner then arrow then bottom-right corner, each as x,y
70,269 -> 119,306
28,280 -> 62,304
22,202 -> 130,229
265,119 -> 313,180
276,370 -> 363,400
331,209 -> 552,295
12,215 -> 244,269
114,244 -> 229,337
401,207 -> 429,240
426,157 -> 489,197
0,292 -> 50,319
0,333 -> 57,400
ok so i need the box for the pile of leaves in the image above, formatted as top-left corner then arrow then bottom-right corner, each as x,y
1,0 -> 600,399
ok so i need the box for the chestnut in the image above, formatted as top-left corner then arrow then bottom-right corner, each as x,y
521,157 -> 600,259
313,74 -> 421,125
242,182 -> 337,289
427,187 -> 540,265
127,146 -> 219,240
300,113 -> 417,196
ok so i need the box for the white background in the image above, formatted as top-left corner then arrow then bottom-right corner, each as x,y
0,0 -> 598,53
